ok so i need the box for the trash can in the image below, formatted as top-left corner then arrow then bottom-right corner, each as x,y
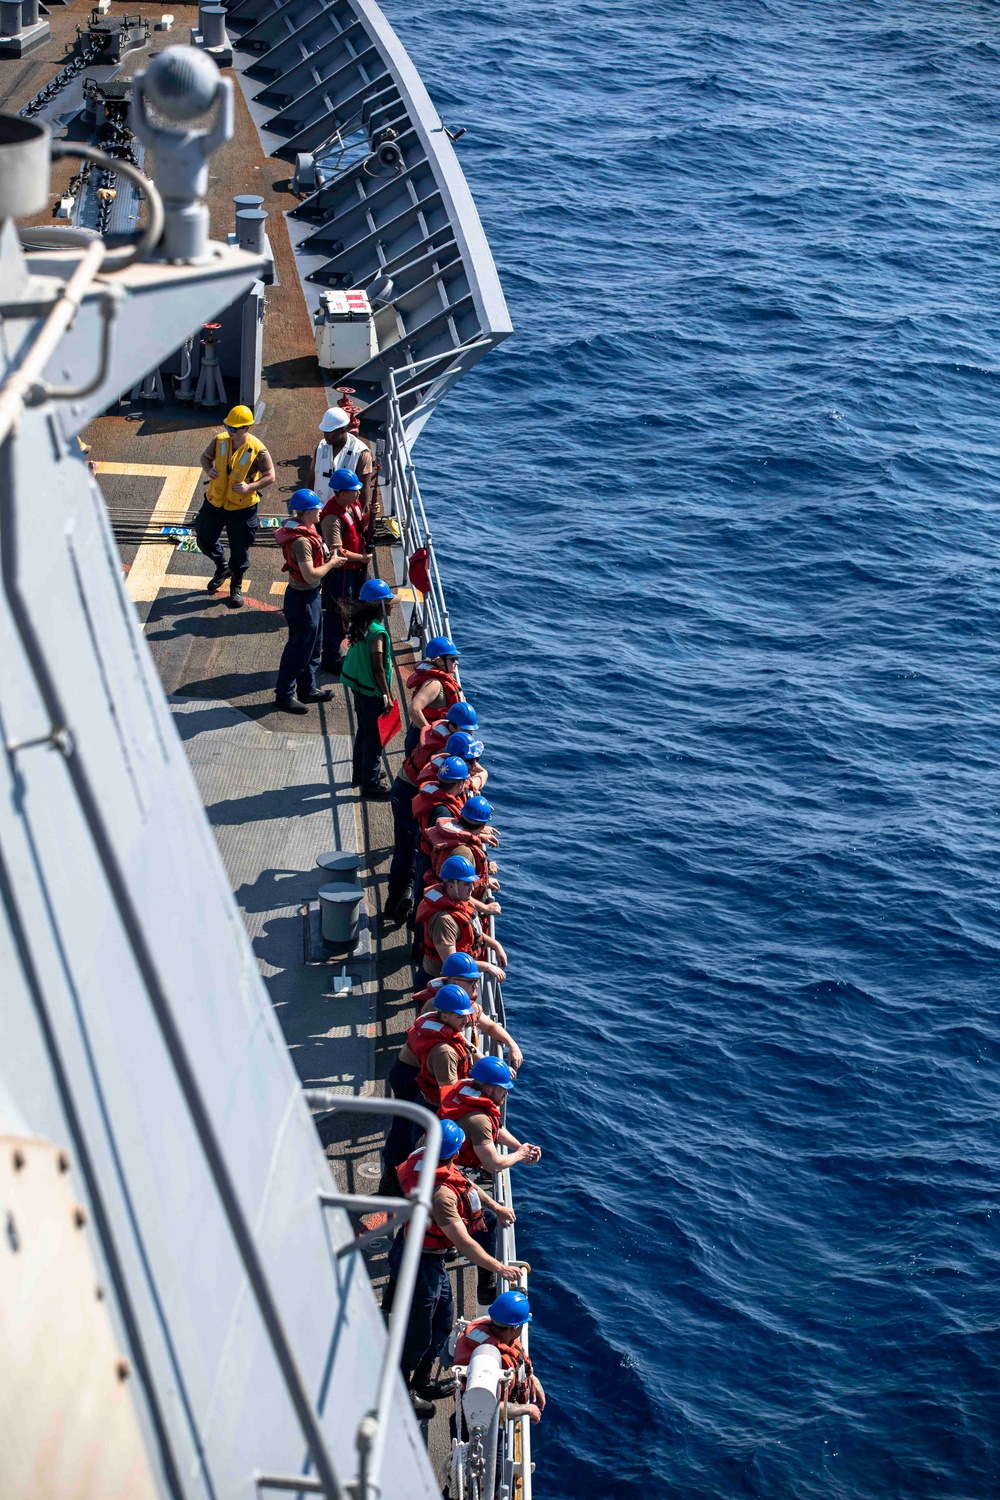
316,850 -> 361,884
318,882 -> 364,949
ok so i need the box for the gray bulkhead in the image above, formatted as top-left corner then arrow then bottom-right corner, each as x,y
0,233 -> 439,1497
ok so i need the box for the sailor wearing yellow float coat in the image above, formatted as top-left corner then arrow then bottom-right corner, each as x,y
195,404 -> 275,609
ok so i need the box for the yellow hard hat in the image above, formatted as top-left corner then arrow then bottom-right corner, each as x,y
224,405 -> 254,428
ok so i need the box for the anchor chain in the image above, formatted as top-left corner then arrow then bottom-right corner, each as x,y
19,37 -> 103,119
93,117 -> 139,236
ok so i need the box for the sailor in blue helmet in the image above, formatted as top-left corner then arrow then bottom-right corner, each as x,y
403,635 -> 462,756
384,701 -> 481,925
339,576 -> 395,798
453,1289 -> 545,1428
382,1120 -> 521,1419
317,466 -> 372,673
273,489 -> 344,714
379,966 -> 524,1194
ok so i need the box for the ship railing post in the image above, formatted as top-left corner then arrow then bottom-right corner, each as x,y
386,365 -> 453,647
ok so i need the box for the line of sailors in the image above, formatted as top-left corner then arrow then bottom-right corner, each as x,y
379,645 -> 545,1443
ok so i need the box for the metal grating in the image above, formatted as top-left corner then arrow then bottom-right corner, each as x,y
226,0 -> 512,434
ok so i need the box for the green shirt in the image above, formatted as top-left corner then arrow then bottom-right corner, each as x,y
341,620 -> 393,697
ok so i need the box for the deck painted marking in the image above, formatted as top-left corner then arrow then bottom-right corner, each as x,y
96,461 -> 204,605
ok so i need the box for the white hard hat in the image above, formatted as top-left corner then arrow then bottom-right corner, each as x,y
319,406 -> 350,432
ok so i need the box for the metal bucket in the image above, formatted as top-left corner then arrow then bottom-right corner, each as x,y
318,882 -> 364,949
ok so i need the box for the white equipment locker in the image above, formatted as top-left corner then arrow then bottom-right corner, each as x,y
313,289 -> 378,370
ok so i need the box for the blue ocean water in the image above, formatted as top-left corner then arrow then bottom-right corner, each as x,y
397,2 -> 1000,1494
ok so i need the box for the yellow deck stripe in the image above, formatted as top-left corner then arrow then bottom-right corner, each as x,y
96,462 -> 203,605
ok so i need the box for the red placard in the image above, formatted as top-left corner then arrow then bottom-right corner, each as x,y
378,699 -> 402,747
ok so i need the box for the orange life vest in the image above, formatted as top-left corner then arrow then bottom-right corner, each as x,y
411,782 -> 468,853
406,661 -> 461,724
401,721 -> 451,785
405,1011 -> 475,1107
453,1318 -> 533,1403
276,522 -> 325,586
426,819 -> 489,891
415,885 -> 481,962
439,1080 -> 500,1169
318,496 -> 363,557
396,1147 -> 486,1252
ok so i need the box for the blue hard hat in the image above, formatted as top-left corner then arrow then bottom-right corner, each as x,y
446,731 -> 484,761
330,466 -> 364,492
437,1119 -> 465,1160
445,702 -> 478,729
358,578 -> 393,602
462,796 -> 492,826
288,487 -> 321,512
439,756 -> 469,783
469,1056 -> 513,1090
425,635 -> 459,660
489,1289 -> 532,1326
440,952 -> 480,979
439,854 -> 477,883
434,983 -> 475,1015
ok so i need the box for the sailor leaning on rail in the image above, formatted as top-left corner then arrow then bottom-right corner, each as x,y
384,699 -> 480,924
403,636 -> 463,755
382,1119 -> 521,1422
196,404 -> 275,610
439,1058 -> 542,1178
452,1291 -> 545,1430
379,973 -> 523,1196
414,853 -> 507,990
423,793 -> 499,905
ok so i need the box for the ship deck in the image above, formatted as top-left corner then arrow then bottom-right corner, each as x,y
1,4 -> 469,1483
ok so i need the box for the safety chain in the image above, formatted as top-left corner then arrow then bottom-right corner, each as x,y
468,1428 -> 485,1500
19,37 -> 103,118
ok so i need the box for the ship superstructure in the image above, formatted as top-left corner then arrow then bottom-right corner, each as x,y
0,4 -> 530,1497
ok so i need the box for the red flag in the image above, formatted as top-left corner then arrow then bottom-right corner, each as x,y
378,699 -> 402,747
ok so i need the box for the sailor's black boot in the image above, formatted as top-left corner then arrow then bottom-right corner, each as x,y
227,571 -> 247,608
206,560 -> 231,594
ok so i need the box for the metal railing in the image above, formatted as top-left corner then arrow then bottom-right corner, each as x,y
382,361 -> 454,647
477,919 -> 534,1500
257,1092 -> 442,1500
380,385 -> 534,1498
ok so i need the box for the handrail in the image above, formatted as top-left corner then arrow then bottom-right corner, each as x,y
304,1090 -> 442,1500
394,336 -> 493,382
471,916 -> 533,1500
384,365 -> 453,645
377,394 -> 534,1494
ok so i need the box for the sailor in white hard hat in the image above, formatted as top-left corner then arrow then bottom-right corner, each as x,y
309,404 -> 374,513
